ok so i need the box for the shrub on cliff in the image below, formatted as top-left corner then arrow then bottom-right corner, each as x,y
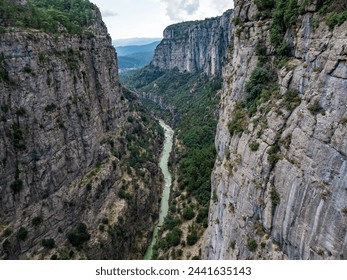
42,238 -> 55,249
66,223 -> 90,248
247,239 -> 258,252
17,227 -> 28,240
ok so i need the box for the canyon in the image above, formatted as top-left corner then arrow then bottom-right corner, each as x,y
0,0 -> 346,260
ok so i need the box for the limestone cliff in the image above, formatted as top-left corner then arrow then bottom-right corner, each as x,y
203,0 -> 347,260
0,1 -> 163,259
151,10 -> 233,77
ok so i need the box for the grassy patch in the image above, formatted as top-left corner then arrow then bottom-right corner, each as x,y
249,141 -> 260,151
228,101 -> 249,136
308,101 -> 325,115
267,144 -> 281,165
270,187 -> 281,209
247,239 -> 258,252
283,90 -> 301,111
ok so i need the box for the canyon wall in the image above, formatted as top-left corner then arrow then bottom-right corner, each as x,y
203,0 -> 347,260
0,3 -> 162,259
151,10 -> 233,77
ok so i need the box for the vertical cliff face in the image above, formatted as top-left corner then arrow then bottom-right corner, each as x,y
151,10 -> 233,77
0,2 -> 163,259
203,0 -> 347,260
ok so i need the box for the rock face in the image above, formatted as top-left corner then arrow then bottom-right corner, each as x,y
151,10 -> 233,77
203,0 -> 347,259
0,4 -> 162,259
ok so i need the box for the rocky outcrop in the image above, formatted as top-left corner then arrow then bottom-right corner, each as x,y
151,10 -> 233,77
203,0 -> 347,260
0,3 -> 163,259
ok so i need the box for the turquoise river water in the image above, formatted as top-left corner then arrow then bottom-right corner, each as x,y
143,120 -> 174,260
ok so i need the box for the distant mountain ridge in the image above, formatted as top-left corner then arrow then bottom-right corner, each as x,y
113,37 -> 162,47
116,41 -> 161,71
116,41 -> 161,56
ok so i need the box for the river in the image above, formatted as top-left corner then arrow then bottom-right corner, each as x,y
143,120 -> 174,260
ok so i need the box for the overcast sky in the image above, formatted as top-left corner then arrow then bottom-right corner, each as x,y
90,0 -> 233,40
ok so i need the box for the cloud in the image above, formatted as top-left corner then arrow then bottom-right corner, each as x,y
161,0 -> 200,21
101,10 -> 118,18
211,0 -> 233,13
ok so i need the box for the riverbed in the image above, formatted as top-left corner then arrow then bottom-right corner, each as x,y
143,120 -> 174,260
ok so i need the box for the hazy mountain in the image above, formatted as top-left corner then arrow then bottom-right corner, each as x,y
116,41 -> 161,56
113,37 -> 162,47
116,41 -> 161,71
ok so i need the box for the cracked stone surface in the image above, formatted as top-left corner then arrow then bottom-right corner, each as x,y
202,0 -> 347,260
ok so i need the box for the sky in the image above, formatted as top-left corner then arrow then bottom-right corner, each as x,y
90,0 -> 233,40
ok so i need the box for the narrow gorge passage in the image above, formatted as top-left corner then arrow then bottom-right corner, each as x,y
144,120 -> 174,260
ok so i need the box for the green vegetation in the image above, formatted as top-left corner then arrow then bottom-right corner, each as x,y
255,0 -> 274,18
23,65 -> 32,73
12,124 -> 25,150
283,90 -> 301,111
255,0 -> 347,62
120,67 -> 165,89
122,67 -> 219,258
163,215 -> 181,231
45,103 -> 57,112
186,229 -> 198,246
1,103 -> 9,112
17,227 -> 28,240
212,190 -> 218,203
0,53 -> 9,82
256,0 -> 346,76
120,105 -> 164,175
270,187 -> 281,209
166,20 -> 205,39
3,228 -> 13,237
15,107 -> 26,116
255,42 -> 268,64
31,216 -> 43,226
118,187 -> 132,200
247,239 -> 258,252
158,227 -> 182,250
123,68 -> 218,208
308,101 -> 325,115
249,141 -> 260,151
228,101 -> 248,136
270,0 -> 298,47
267,144 -> 281,165
196,207 -> 209,228
10,168 -> 23,193
319,0 -> 347,29
66,223 -> 90,248
280,133 -> 292,149
42,238 -> 55,249
245,67 -> 273,115
182,207 -> 195,220
0,0 -> 96,35
261,0 -> 299,67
